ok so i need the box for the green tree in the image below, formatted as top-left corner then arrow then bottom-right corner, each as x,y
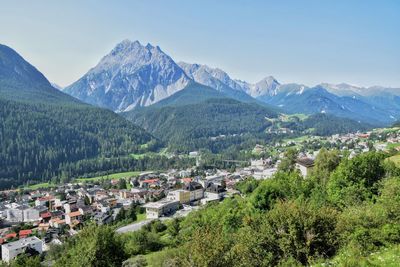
278,148 -> 298,172
126,202 -> 137,221
54,224 -> 126,267
116,208 -> 127,222
118,179 -> 128,189
311,148 -> 341,185
327,152 -> 386,208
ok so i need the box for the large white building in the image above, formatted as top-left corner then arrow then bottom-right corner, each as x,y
6,206 -> 42,222
1,237 -> 43,262
143,199 -> 180,219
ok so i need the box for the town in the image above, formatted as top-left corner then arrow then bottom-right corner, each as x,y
0,127 -> 399,263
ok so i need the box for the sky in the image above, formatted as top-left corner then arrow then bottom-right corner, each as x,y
0,0 -> 399,88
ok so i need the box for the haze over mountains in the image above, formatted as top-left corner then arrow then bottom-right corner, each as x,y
64,40 -> 400,126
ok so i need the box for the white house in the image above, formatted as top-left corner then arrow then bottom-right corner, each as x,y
1,237 -> 43,262
295,157 -> 315,177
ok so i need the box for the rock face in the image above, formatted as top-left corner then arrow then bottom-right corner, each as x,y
64,40 -> 190,112
178,61 -> 281,98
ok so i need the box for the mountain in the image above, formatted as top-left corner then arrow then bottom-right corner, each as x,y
150,82 -> 228,108
178,62 -> 280,100
51,82 -> 63,90
250,82 -> 399,126
320,83 -> 400,97
64,40 -> 191,112
0,44 -> 156,188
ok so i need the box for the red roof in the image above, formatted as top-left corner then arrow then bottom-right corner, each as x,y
142,179 -> 159,184
5,232 -> 17,239
19,229 -> 32,236
181,178 -> 192,183
68,211 -> 82,217
40,212 -> 51,219
38,195 -> 54,201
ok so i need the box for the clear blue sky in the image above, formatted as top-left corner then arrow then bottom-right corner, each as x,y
1,0 -> 399,87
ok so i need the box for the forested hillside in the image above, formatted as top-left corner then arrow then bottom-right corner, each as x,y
125,97 -> 278,152
126,86 -> 371,152
0,44 -> 157,188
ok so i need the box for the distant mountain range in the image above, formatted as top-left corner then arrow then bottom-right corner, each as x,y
63,39 -> 400,126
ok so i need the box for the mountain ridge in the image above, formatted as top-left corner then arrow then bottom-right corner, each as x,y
61,39 -> 400,125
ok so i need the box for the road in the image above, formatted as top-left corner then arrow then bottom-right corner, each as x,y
116,219 -> 154,233
115,206 -> 199,234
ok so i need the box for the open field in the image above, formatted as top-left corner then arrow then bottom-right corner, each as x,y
387,142 -> 400,149
24,182 -> 55,190
387,154 -> 400,166
75,171 -> 141,183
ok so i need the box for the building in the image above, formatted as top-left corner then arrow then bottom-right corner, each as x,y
296,157 -> 315,177
201,183 -> 227,204
65,211 -> 82,225
143,199 -> 180,219
1,236 -> 43,262
23,207 -> 41,222
183,182 -> 204,202
6,207 -> 24,222
139,179 -> 160,188
167,190 -> 190,204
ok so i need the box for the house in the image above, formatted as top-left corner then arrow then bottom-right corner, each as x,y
96,201 -> 110,213
35,195 -> 54,207
40,211 -> 52,223
183,182 -> 204,202
4,233 -> 17,240
78,205 -> 93,216
49,218 -> 66,229
201,183 -> 227,204
1,236 -> 43,262
167,190 -> 190,204
296,157 -> 315,177
65,211 -> 82,225
143,199 -> 180,219
93,212 -> 113,225
18,229 -> 32,239
140,179 -> 160,188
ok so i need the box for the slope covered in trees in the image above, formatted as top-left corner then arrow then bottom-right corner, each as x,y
125,84 -> 370,153
0,44 -> 157,188
125,96 -> 279,152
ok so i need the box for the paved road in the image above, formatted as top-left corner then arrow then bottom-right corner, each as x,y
116,219 -> 154,233
116,206 -> 200,234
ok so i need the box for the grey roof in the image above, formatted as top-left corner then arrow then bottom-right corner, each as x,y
206,183 -> 226,194
183,182 -> 203,191
296,157 -> 315,167
2,236 -> 42,250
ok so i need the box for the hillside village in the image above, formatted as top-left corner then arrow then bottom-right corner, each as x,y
0,127 -> 399,263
